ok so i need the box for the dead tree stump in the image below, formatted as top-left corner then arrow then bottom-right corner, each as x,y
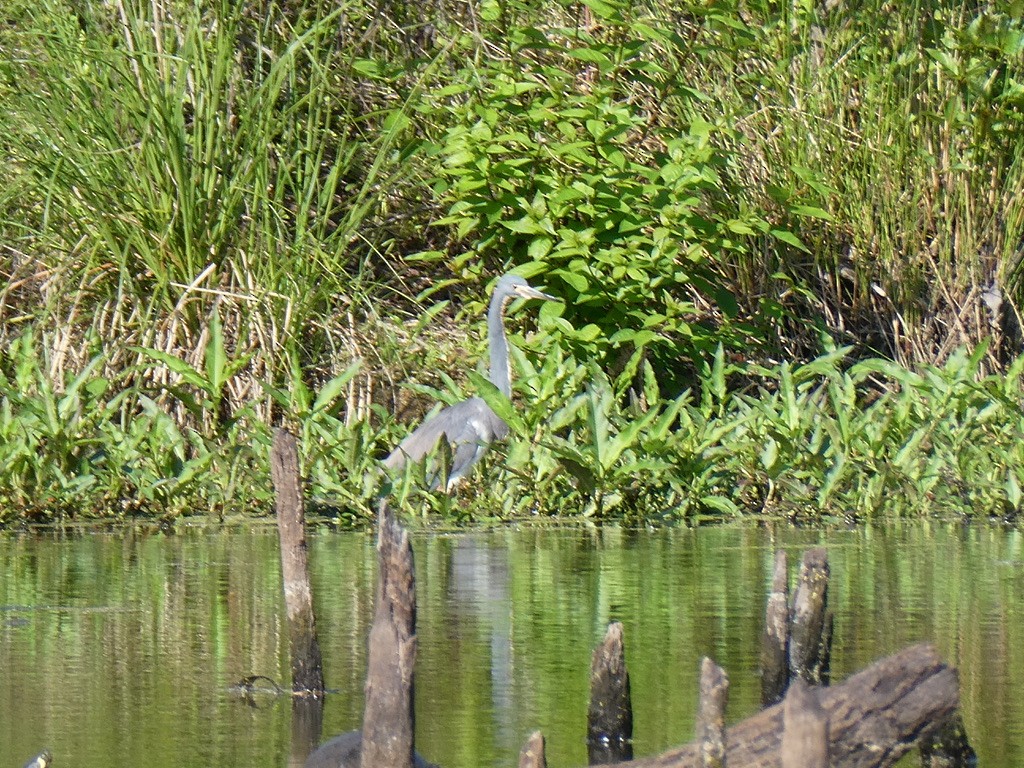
789,548 -> 831,686
588,621 -> 634,764
360,500 -> 418,768
604,643 -> 959,768
760,550 -> 790,707
520,731 -> 549,768
305,502 -> 435,768
696,658 -> 728,768
271,428 -> 325,696
780,679 -> 828,768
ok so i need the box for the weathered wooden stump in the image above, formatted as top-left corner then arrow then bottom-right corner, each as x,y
696,658 -> 728,768
271,428 -> 325,696
780,679 -> 828,768
588,621 -> 634,764
760,550 -> 789,707
520,730 -> 549,768
360,500 -> 419,768
789,548 -> 830,686
271,428 -> 326,767
305,500 -> 434,768
601,643 -> 959,768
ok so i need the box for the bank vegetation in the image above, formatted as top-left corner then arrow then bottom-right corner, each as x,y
1,0 -> 1022,523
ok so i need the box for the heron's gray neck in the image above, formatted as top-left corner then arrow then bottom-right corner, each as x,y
488,294 -> 513,397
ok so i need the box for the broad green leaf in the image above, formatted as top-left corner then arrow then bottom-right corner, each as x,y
790,204 -> 833,220
206,311 -> 227,397
312,361 -> 363,414
469,371 -> 528,436
133,347 -> 208,392
770,228 -> 808,251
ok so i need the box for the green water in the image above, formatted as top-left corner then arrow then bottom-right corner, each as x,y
1,522 -> 1021,767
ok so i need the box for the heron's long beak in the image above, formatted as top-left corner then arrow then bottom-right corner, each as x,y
515,285 -> 557,302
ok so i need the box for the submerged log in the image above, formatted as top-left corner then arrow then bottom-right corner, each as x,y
305,732 -> 436,768
603,643 -> 958,768
588,621 -> 634,764
271,428 -> 325,696
780,679 -> 828,768
520,731 -> 549,768
760,550 -> 790,708
789,548 -> 830,686
696,658 -> 728,768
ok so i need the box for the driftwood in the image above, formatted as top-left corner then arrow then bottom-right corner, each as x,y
696,658 -> 728,768
520,731 -> 549,768
271,428 -> 325,695
602,643 -> 958,768
588,621 -> 634,764
759,550 -> 789,707
780,679 -> 828,768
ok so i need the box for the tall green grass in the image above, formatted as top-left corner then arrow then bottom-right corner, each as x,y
696,0 -> 1024,367
0,0 -> 425,422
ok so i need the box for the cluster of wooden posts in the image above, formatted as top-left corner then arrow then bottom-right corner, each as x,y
270,429 -> 976,768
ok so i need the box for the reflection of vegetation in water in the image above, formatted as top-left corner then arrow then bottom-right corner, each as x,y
1,0 -> 1023,523
1,525 -> 1023,766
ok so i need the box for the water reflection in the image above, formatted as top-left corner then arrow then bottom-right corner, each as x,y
0,523 -> 1022,767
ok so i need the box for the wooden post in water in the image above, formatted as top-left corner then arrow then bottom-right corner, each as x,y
760,550 -> 790,707
781,679 -> 828,768
360,500 -> 417,768
271,428 -> 325,696
789,548 -> 831,686
588,621 -> 634,764
519,731 -> 548,768
696,657 -> 728,768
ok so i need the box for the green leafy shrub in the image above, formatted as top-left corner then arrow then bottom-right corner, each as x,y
423,4 -> 805,389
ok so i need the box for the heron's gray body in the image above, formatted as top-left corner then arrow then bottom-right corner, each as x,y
382,396 -> 509,485
383,274 -> 554,490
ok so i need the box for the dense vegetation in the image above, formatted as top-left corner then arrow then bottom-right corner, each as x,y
0,0 -> 1022,524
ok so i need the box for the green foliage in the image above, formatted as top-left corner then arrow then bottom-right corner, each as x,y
0,330 -> 268,521
394,340 -> 1024,523
2,0 -> 1024,525
133,310 -> 252,436
0,335 -> 120,517
926,9 -> 1024,166
424,4 -> 802,385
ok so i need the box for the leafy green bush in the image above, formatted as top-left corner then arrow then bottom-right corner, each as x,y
421,4 -> 808,389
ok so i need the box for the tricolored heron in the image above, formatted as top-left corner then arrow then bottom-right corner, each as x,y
382,273 -> 556,490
